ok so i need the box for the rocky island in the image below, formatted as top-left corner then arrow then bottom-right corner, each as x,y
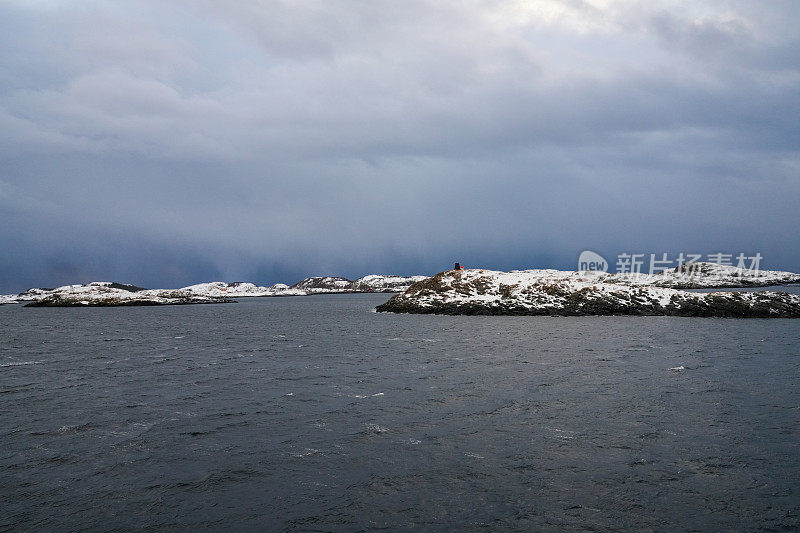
2,274 -> 428,306
376,263 -> 800,318
21,282 -> 235,307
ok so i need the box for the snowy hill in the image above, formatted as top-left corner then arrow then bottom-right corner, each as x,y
351,274 -> 429,292
484,262 -> 800,289
1,274 -> 429,305
17,282 -> 233,307
286,275 -> 428,293
290,277 -> 354,293
178,282 -> 306,298
376,267 -> 800,318
581,262 -> 800,289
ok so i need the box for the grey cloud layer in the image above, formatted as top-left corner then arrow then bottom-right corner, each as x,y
1,0 -> 798,291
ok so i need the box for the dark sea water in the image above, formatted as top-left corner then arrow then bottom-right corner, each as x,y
2,292 -> 800,531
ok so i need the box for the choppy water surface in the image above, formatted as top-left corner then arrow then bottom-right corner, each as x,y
2,293 -> 799,531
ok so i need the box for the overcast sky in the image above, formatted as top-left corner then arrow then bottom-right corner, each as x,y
1,0 -> 798,291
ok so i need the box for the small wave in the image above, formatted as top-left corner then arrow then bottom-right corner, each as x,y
42,454 -> 80,465
355,392 -> 385,399
386,337 -> 441,343
105,422 -> 156,444
547,428 -> 578,441
0,360 -> 44,368
0,384 -> 33,395
364,423 -> 389,434
669,365 -> 686,372
57,422 -> 98,434
465,452 -> 485,459
288,448 -> 322,458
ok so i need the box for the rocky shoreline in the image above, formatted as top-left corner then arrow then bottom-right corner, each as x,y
376,265 -> 800,318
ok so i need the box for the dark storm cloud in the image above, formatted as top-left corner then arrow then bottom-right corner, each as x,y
1,0 -> 798,292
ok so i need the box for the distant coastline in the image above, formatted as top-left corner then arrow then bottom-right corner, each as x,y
1,275 -> 427,307
4,263 -> 800,311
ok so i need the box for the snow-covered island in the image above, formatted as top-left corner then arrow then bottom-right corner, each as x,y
155,274 -> 427,299
18,283 -> 236,307
375,263 -> 800,318
2,274 -> 428,307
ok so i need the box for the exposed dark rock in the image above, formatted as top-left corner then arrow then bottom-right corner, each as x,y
107,282 -> 147,292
